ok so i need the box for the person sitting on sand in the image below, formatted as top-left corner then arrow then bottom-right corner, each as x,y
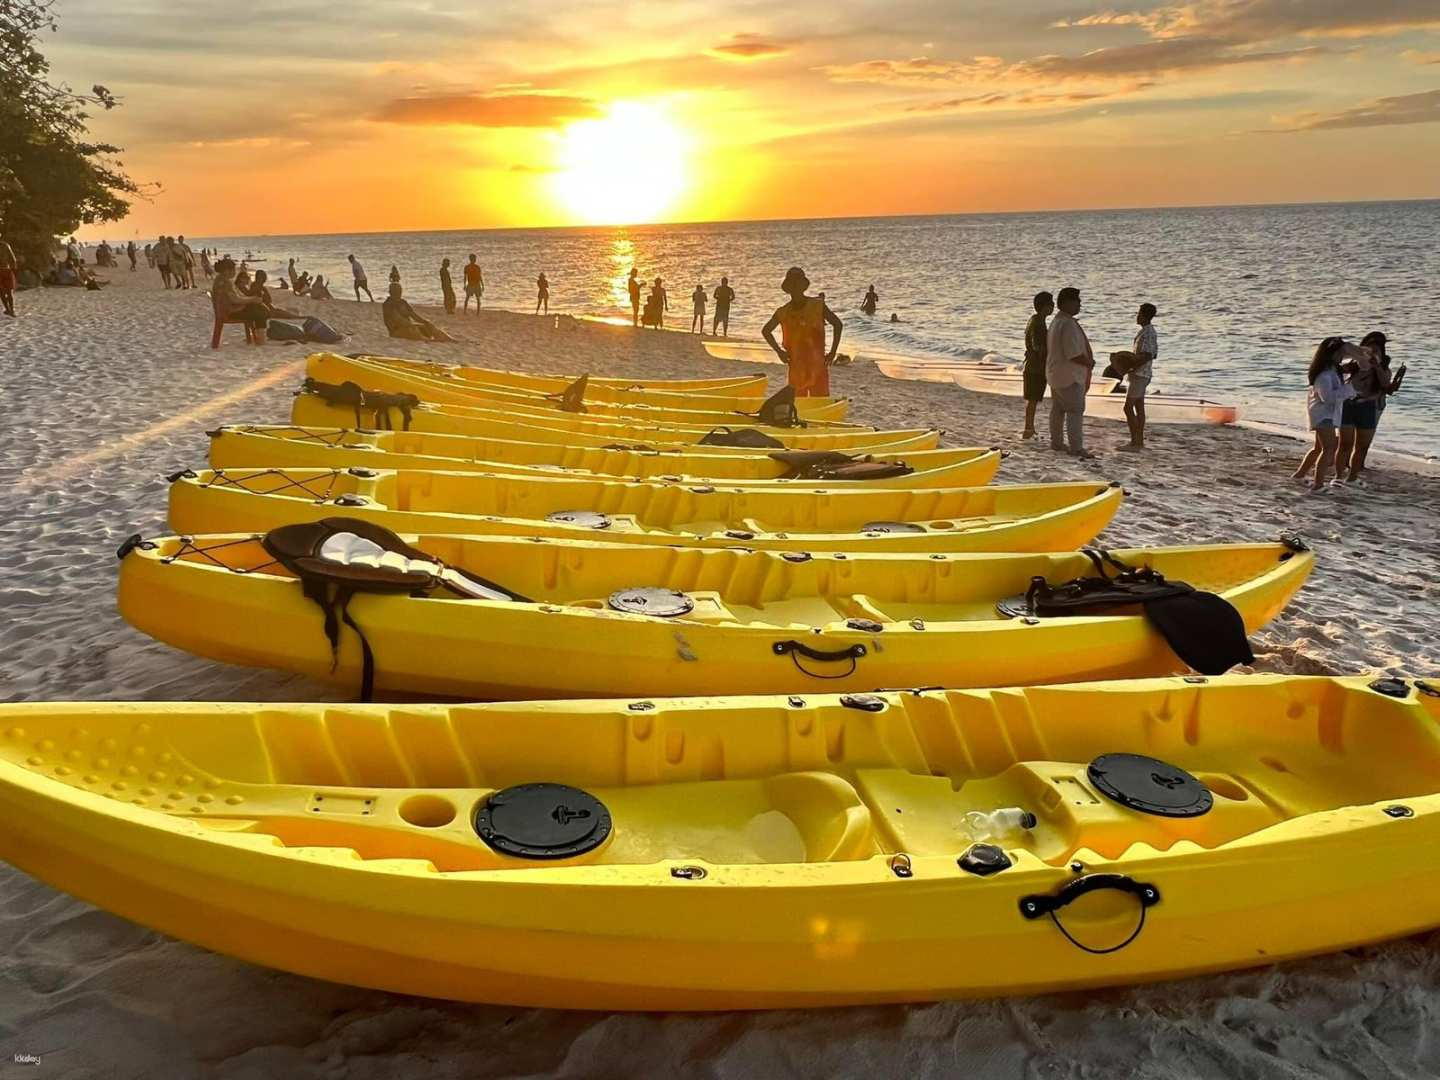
349,254 -> 374,302
464,255 -> 484,314
712,276 -> 734,336
1021,291 -> 1053,440
1294,336 -> 1359,491
535,272 -> 549,315
246,270 -> 299,319
691,283 -> 707,333
1119,302 -> 1158,452
1046,286 -> 1095,459
0,237 -> 17,317
861,285 -> 879,316
383,282 -> 455,342
628,268 -> 642,326
389,265 -> 401,286
211,258 -> 270,344
761,267 -> 843,398
310,275 -> 334,301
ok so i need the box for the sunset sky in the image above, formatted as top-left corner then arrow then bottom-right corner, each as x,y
50,0 -> 1440,236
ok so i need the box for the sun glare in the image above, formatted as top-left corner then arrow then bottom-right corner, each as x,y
552,103 -> 689,225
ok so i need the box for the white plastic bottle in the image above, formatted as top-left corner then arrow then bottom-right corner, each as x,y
965,807 -> 1037,845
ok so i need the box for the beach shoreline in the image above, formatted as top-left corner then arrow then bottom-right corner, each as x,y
2,269 -> 1439,1077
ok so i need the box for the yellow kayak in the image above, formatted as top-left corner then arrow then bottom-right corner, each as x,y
5,673 -> 1429,1009
118,532 -> 1312,698
168,468 -> 1124,554
340,358 -> 770,397
309,353 -> 855,425
292,387 -> 936,452
208,425 -> 1003,489
349,353 -> 774,406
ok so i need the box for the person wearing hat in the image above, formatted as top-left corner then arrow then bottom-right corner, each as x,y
761,266 -> 843,397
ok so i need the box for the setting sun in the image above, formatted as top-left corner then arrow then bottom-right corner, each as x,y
550,102 -> 689,225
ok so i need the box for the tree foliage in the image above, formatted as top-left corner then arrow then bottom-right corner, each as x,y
0,0 -> 141,268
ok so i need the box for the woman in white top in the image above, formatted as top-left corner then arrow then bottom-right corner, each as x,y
1292,336 -> 1360,491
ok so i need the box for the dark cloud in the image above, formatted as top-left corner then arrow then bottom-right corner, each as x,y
374,93 -> 602,128
1274,88 -> 1440,130
1056,0 -> 1440,41
707,34 -> 790,60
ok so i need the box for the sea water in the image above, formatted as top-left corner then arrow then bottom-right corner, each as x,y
196,200 -> 1438,459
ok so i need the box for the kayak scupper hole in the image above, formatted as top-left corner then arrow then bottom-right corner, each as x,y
399,795 -> 458,828
1259,756 -> 1289,773
1203,776 -> 1248,801
931,521 -> 954,530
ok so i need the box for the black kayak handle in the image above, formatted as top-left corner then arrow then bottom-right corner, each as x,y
1020,873 -> 1160,920
772,639 -> 867,680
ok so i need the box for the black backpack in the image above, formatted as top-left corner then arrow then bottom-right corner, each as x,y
767,449 -> 913,481
696,426 -> 785,449
262,517 -> 531,700
736,385 -> 804,428
300,378 -> 421,430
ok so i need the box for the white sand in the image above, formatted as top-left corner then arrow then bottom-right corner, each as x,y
2,271 -> 1438,1078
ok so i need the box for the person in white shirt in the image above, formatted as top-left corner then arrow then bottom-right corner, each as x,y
348,254 -> 374,302
1120,302 -> 1158,451
1045,286 -> 1095,458
1292,336 -> 1360,491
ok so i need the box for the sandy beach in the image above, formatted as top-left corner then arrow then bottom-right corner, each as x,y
2,270 -> 1439,1078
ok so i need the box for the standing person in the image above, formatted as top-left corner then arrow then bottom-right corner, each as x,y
860,285 -> 879,316
126,240 -> 137,271
0,236 -> 17,318
1045,286 -> 1095,459
177,236 -> 195,289
1293,337 -> 1356,491
712,276 -> 734,336
66,237 -> 82,267
690,283 -> 707,333
761,266 -> 843,398
440,258 -> 457,315
1120,302 -> 1158,452
648,277 -> 667,328
1021,291 -> 1053,439
287,258 -> 300,291
535,272 -> 549,315
155,237 -> 173,289
348,254 -> 374,302
200,249 -> 213,280
463,255 -> 483,314
144,243 -> 154,269
627,268 -> 641,326
1337,331 -> 1404,482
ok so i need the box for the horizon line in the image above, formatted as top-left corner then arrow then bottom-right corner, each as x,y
87,195 -> 1439,243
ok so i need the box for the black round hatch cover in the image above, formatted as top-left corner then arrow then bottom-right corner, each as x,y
474,783 -> 612,859
1088,753 -> 1213,818
545,509 -> 612,529
861,521 -> 926,534
608,587 -> 695,617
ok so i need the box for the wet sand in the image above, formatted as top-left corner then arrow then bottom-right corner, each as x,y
1,271 -> 1438,1078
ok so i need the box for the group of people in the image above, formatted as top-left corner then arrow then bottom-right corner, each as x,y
1296,333 -> 1404,490
146,236 -> 208,289
624,270 -> 736,336
1021,289 -> 1158,457
439,256 -> 486,315
285,259 -> 334,300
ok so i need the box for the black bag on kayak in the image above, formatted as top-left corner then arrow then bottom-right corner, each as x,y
737,384 -> 804,427
998,548 -> 1254,675
696,426 -> 785,449
767,449 -> 913,481
262,517 -> 532,701
301,378 -> 420,430
547,374 -> 588,414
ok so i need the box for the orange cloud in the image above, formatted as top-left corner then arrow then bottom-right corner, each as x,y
1055,0 -> 1440,41
375,92 -> 601,128
707,34 -> 789,60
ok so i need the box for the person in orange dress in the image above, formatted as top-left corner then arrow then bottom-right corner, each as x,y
761,266 -> 843,397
